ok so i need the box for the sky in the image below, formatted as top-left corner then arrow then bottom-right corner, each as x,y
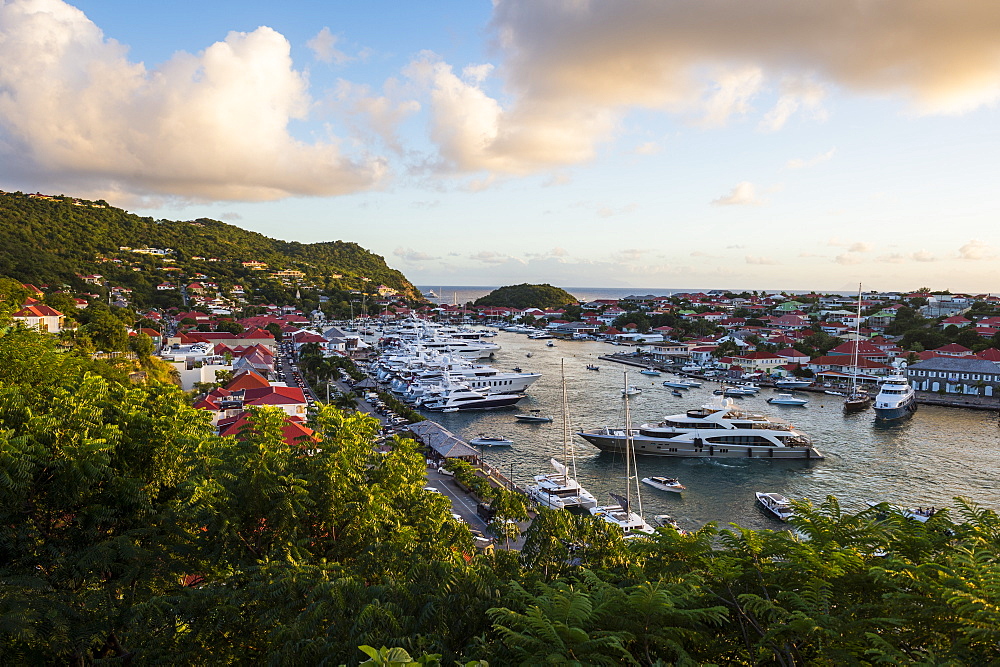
2,0 -> 1000,293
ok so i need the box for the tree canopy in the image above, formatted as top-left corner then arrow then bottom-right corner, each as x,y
473,283 -> 577,309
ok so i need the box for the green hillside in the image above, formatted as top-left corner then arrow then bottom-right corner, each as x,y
0,190 -> 419,306
474,283 -> 578,309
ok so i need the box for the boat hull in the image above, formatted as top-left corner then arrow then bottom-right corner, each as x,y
577,431 -> 824,460
873,400 -> 917,421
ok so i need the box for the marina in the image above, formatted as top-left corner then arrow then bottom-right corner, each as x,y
396,330 -> 1000,532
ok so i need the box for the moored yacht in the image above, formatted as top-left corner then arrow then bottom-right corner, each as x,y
423,387 -> 524,411
873,374 -> 917,421
641,476 -> 686,493
775,378 -> 812,389
577,397 -> 824,459
756,492 -> 794,521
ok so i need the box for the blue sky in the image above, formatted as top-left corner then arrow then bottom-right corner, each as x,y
2,0 -> 1000,292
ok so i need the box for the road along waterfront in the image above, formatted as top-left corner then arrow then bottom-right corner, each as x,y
415,331 -> 1000,533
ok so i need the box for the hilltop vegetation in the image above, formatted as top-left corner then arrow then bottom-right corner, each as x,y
473,283 -> 577,309
0,191 -> 419,306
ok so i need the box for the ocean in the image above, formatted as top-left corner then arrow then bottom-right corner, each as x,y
417,285 -> 855,305
417,331 -> 1000,532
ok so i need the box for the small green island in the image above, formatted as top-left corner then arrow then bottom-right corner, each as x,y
473,283 -> 577,309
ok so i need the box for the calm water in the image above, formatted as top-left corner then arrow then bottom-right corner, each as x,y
421,332 -> 1000,532
417,285 -> 857,305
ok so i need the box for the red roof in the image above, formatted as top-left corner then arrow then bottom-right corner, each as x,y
976,348 -> 1000,362
218,413 -> 317,446
12,303 -> 64,318
224,370 -> 271,391
242,386 -> 307,406
932,343 -> 972,355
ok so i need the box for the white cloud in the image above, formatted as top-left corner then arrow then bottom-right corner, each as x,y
745,255 -> 778,265
787,148 -> 836,169
634,141 -> 662,155
307,27 -> 352,65
0,1 -> 385,201
834,253 -> 862,265
958,239 -> 994,260
712,181 -> 764,206
393,247 -> 439,262
913,250 -> 936,262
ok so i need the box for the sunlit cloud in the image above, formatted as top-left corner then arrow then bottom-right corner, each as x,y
634,141 -> 662,155
393,247 -> 439,262
913,250 -> 936,262
787,148 -> 836,169
307,27 -> 352,65
712,182 -> 764,206
745,255 -> 779,265
958,239 -> 995,260
834,253 -> 863,265
0,1 -> 385,201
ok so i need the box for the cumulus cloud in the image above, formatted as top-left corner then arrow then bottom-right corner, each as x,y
958,239 -> 994,260
913,250 -> 936,262
468,250 -> 524,265
613,248 -> 649,262
712,182 -> 764,206
492,0 -> 1000,118
307,27 -> 352,65
745,255 -> 778,265
834,253 -> 863,265
404,53 -> 616,174
787,148 -> 836,169
393,247 -> 439,261
0,0 -> 385,202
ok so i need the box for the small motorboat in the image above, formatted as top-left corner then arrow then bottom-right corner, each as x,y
586,364 -> 600,371
469,435 -> 514,447
546,341 -> 556,347
639,368 -> 661,376
662,379 -> 690,389
515,410 -> 553,423
642,476 -> 686,493
653,514 -> 684,533
526,352 -> 533,358
756,492 -> 794,521
767,393 -> 809,406
512,366 -> 523,373
442,408 -> 459,413
865,500 -> 938,524
621,386 -> 643,396
671,390 -> 683,397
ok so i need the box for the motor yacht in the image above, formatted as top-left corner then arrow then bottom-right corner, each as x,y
756,492 -> 794,521
767,394 -> 809,406
577,397 -> 823,459
641,476 -> 686,493
422,387 -> 524,411
775,378 -> 812,389
873,375 -> 917,421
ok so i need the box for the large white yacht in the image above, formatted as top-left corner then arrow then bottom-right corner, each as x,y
873,374 -> 917,421
576,397 -> 824,460
526,459 -> 599,510
422,386 -> 524,411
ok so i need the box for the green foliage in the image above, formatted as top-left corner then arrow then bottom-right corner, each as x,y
0,191 -> 420,306
474,283 -> 577,310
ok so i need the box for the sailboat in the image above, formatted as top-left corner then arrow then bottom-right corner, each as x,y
589,371 -> 655,537
844,283 -> 872,413
525,360 -> 598,510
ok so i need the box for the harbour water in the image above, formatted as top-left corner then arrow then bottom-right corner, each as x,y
421,331 -> 1000,532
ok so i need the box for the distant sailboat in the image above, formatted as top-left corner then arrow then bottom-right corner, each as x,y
844,283 -> 872,413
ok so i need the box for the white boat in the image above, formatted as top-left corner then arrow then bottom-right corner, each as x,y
526,361 -> 598,511
586,364 -> 600,371
767,394 -> 809,406
722,386 -> 756,397
621,386 -> 643,396
775,378 -> 813,389
423,387 -> 524,411
590,372 -> 655,537
515,410 -> 553,423
577,397 -> 823,459
528,332 -> 553,339
873,375 -> 917,421
641,476 -> 686,493
756,492 -> 794,521
662,379 -> 691,389
653,514 -> 684,533
639,368 -> 661,376
865,500 -> 937,523
546,341 -> 556,347
469,436 -> 514,447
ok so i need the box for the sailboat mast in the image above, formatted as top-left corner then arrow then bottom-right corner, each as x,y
561,359 -> 570,486
851,282 -> 862,389
623,371 -> 632,514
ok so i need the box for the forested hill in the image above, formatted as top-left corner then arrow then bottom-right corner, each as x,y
0,190 -> 419,300
474,283 -> 578,309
